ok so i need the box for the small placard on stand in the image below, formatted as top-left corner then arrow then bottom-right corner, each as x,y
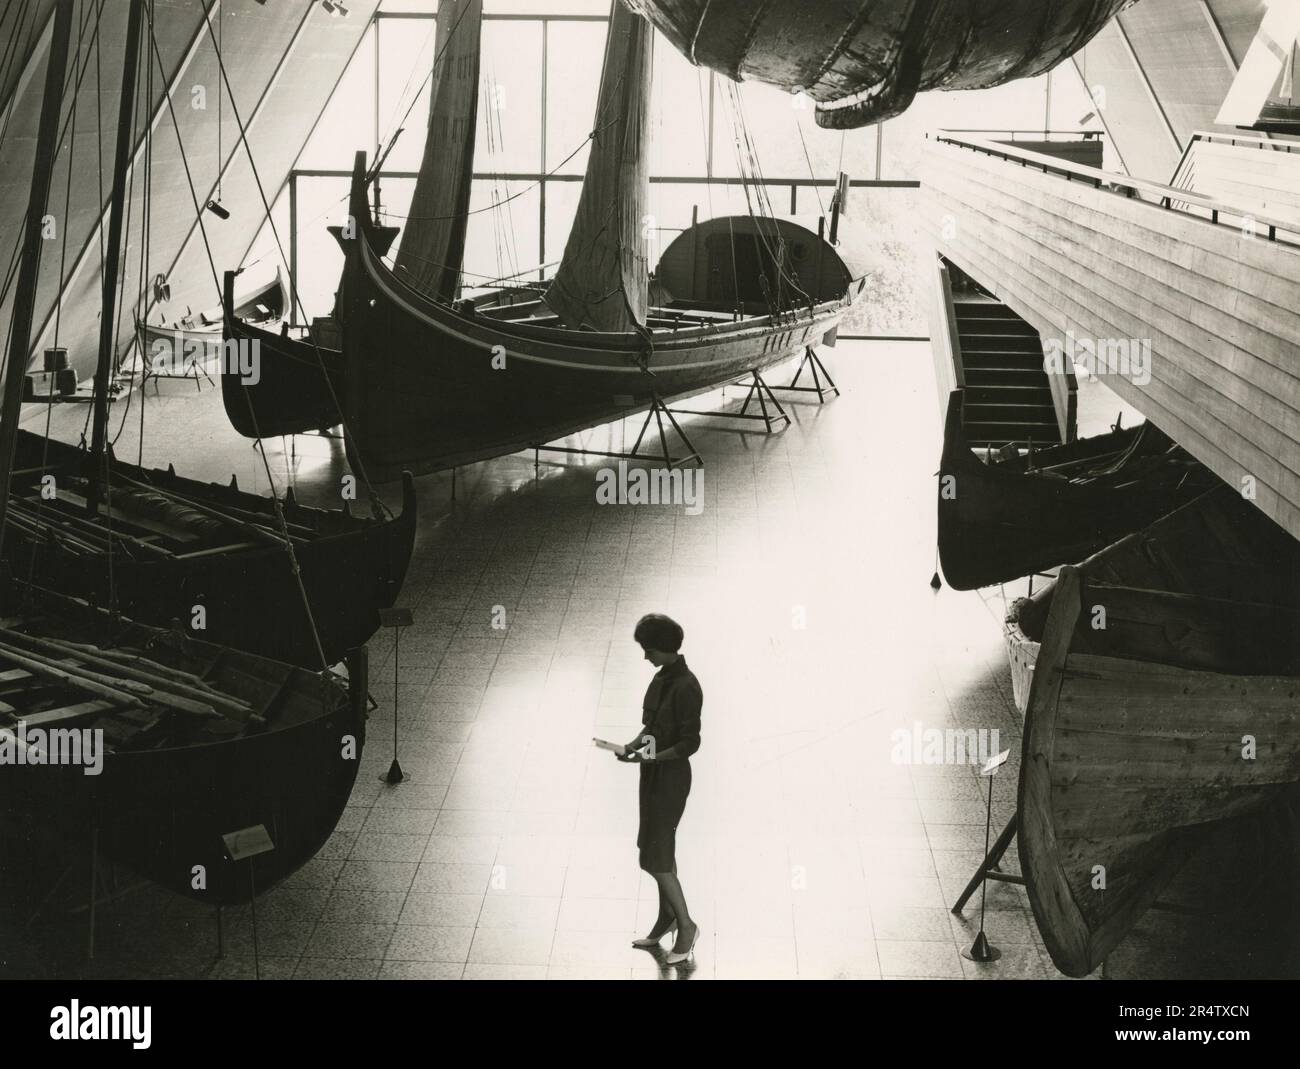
222,824 -> 275,979
222,824 -> 275,862
963,749 -> 1012,964
378,607 -> 414,785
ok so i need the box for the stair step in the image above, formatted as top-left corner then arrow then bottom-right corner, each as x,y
959,333 -> 1043,351
965,422 -> 1062,447
966,402 -> 1058,420
963,356 -> 1045,372
953,301 -> 1023,317
954,314 -> 1039,332
964,385 -> 1054,405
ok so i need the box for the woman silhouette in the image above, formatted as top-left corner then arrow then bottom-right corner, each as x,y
617,613 -> 701,964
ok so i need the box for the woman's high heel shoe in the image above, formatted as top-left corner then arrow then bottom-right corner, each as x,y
632,923 -> 676,949
665,922 -> 698,965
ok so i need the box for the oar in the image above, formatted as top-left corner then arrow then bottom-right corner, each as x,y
111,473 -> 298,549
0,642 -> 144,709
54,639 -> 241,701
0,639 -> 221,719
0,628 -> 253,718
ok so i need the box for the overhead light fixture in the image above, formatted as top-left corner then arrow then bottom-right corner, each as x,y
321,0 -> 349,15
206,199 -> 230,220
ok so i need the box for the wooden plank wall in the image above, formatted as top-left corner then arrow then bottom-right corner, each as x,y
920,137 -> 1300,544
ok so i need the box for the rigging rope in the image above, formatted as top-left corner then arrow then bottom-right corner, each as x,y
195,0 -> 348,672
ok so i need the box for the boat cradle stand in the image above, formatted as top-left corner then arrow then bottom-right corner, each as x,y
529,392 -> 704,473
668,368 -> 792,434
766,346 -> 840,404
951,811 -> 1211,921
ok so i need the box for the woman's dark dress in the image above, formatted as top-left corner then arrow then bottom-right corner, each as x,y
637,657 -> 702,873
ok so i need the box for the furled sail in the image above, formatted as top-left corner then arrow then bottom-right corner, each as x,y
624,0 -> 1133,128
392,0 -> 483,300
544,0 -> 652,332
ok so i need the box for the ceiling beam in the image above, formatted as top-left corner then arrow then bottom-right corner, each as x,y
1112,11 -> 1183,154
1069,42 -> 1130,177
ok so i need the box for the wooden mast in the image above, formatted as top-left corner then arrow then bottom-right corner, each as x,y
392,0 -> 483,301
87,0 -> 145,513
0,0 -> 76,570
543,0 -> 652,332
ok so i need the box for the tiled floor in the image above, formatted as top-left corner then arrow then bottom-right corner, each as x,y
2,341 -> 1298,980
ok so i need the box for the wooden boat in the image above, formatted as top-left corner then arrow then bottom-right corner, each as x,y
1004,487 -> 1300,976
138,270 -> 286,382
0,581 -> 367,905
7,430 -> 416,670
333,0 -> 865,480
623,0 -> 1131,128
4,0 -> 417,672
218,225 -> 401,441
938,388 -> 1215,589
0,0 -> 365,908
220,317 -> 344,439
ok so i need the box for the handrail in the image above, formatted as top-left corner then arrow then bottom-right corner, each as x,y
1169,129 -> 1299,193
1184,129 -> 1298,153
932,132 -> 1300,248
939,128 -> 1104,141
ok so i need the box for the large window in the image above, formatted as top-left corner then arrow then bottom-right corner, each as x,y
249,3 -> 1103,339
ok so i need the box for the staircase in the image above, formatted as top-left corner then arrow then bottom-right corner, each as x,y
952,297 -> 1064,448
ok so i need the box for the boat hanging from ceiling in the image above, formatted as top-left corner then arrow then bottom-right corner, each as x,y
1005,486 -> 1300,976
0,0 -> 367,907
623,0 -> 1134,128
6,0 -> 416,672
248,0 -> 867,480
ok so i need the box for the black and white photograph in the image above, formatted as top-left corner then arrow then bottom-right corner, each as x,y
0,0 -> 1296,1042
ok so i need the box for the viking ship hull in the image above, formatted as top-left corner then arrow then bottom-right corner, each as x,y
339,162 -> 858,481
938,389 -> 1211,590
1005,489 -> 1300,976
624,0 -> 1133,128
8,431 -> 416,669
0,584 -> 366,904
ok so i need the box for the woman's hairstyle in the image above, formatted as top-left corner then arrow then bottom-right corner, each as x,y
634,613 -> 684,653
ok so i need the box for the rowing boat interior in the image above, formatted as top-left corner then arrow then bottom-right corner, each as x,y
8,434 -> 392,569
0,585 -> 347,759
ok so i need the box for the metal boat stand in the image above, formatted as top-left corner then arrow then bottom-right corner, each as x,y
530,393 -> 703,473
767,346 -> 840,403
143,354 -> 215,396
669,369 -> 791,434
952,811 -> 1211,920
